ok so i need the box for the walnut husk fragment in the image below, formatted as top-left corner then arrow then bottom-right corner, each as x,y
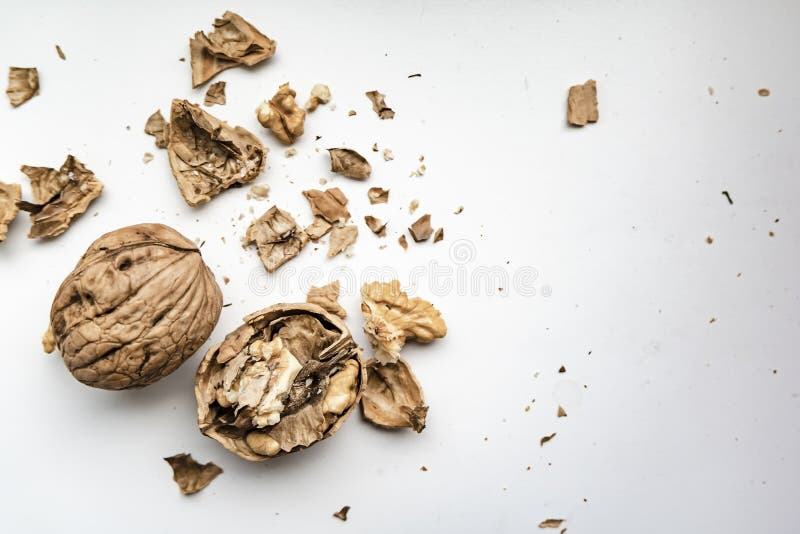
368,187 -> 389,204
245,206 -> 308,272
168,99 -> 266,206
190,11 -> 276,88
48,223 -> 222,390
6,67 -> 39,107
303,187 -> 350,224
307,280 -> 346,318
567,79 -> 598,126
19,155 -> 103,239
306,84 -> 331,111
164,453 -> 222,495
305,216 -> 332,241
0,181 -> 21,242
409,214 -> 433,242
144,110 -> 170,149
539,519 -> 565,529
365,90 -> 395,119
256,83 -> 306,144
204,81 -> 226,106
360,280 -> 446,364
328,225 -> 358,257
364,216 -> 387,237
362,358 -> 427,432
195,303 -> 365,461
333,506 -> 350,521
328,148 -> 371,180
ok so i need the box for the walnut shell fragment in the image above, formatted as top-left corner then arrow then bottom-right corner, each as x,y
360,281 -> 446,364
190,11 -> 276,88
306,83 -> 331,111
328,225 -> 358,257
362,358 -> 427,432
328,148 -> 371,180
7,67 -> 39,107
204,81 -> 226,106
398,235 -> 408,250
195,303 -> 365,461
256,83 -> 306,144
307,280 -> 346,318
365,90 -> 395,119
333,506 -> 350,521
164,453 -> 222,495
409,214 -> 433,242
144,110 -> 170,149
245,206 -> 308,272
48,224 -> 222,390
368,187 -> 389,204
303,187 -> 350,224
305,216 -> 332,241
364,216 -> 387,237
567,79 -> 598,126
19,155 -> 103,239
168,99 -> 266,206
433,227 -> 444,243
0,181 -> 21,242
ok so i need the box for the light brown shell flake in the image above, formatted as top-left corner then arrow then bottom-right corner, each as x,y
328,148 -> 371,180
204,81 -> 227,106
164,453 -> 222,495
0,181 -> 21,242
168,99 -> 266,206
48,224 -> 222,390
190,11 -> 276,88
539,519 -> 565,529
365,90 -> 395,119
144,110 -> 170,149
305,83 -> 331,111
328,225 -> 358,257
19,155 -> 103,239
364,216 -> 387,237
245,206 -> 308,272
362,358 -> 427,432
360,280 -> 446,364
368,187 -> 389,204
7,67 -> 39,107
306,280 -> 346,318
398,235 -> 408,250
409,214 -> 433,242
333,506 -> 350,521
305,216 -> 332,241
256,83 -> 306,144
302,187 -> 350,224
195,303 -> 365,461
567,79 -> 598,126
433,227 -> 444,243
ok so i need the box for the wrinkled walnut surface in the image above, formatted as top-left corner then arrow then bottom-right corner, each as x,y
164,453 -> 222,495
256,83 -> 306,144
144,110 -> 170,148
362,358 -> 427,432
195,303 -> 365,461
328,148 -> 371,180
303,187 -> 350,224
190,11 -> 276,88
19,155 -> 103,239
48,223 -> 222,390
168,99 -> 265,206
307,281 -> 346,318
204,81 -> 227,106
245,206 -> 308,272
567,79 -> 598,126
0,181 -> 21,242
365,90 -> 395,119
328,225 -> 358,257
7,67 -> 39,107
361,281 -> 446,364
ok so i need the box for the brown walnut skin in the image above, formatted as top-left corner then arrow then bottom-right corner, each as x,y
195,303 -> 365,461
48,224 -> 222,390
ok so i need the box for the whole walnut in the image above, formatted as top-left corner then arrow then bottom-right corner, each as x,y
45,224 -> 223,390
195,303 -> 364,461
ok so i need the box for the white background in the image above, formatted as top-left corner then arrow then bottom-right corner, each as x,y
1,1 -> 798,532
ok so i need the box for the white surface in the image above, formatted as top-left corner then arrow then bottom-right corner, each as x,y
1,1 -> 799,532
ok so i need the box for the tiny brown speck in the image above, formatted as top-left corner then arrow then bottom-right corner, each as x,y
706,236 -> 714,244
558,366 -> 566,373
420,466 -> 428,472
758,88 -> 770,97
333,506 -> 350,521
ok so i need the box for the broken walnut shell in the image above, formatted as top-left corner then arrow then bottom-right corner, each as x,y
6,67 -> 39,107
306,280 -> 347,318
408,214 -> 433,242
365,90 -> 395,119
567,79 -> 598,126
364,216 -> 387,237
306,83 -> 331,111
256,83 -> 306,144
195,303 -> 365,461
47,223 -> 222,390
144,109 -> 170,149
164,453 -> 222,495
302,187 -> 350,224
245,206 -> 308,272
0,181 -> 21,242
328,148 -> 371,180
204,81 -> 227,106
367,187 -> 389,204
361,358 -> 427,432
328,225 -> 358,257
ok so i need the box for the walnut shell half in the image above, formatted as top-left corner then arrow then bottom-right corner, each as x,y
48,224 -> 223,390
195,303 -> 365,461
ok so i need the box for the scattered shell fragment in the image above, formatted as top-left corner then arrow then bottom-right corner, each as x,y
539,519 -> 565,529
567,79 -> 598,126
307,280 -> 347,318
409,214 -> 433,242
0,181 -> 21,242
245,206 -> 308,272
250,184 -> 270,200
348,110 -> 356,116
333,506 -> 350,521
167,99 -> 265,206
398,235 -> 408,250
204,81 -> 227,106
144,109 -> 170,149
368,187 -> 389,204
328,148 -> 371,179
190,11 -> 276,88
305,83 -> 331,111
360,280 -> 447,364
305,216 -> 333,241
303,187 -> 350,223
256,83 -> 306,144
361,358 -> 427,432
365,90 -> 395,119
409,199 -> 420,214
364,216 -> 387,237
409,164 -> 426,177
557,405 -> 567,417
372,143 -> 379,152
540,433 -> 556,446
328,225 -> 358,257
433,228 -> 444,243
383,148 -> 394,161
164,453 -> 222,495
758,88 -> 770,97
56,45 -> 66,60
6,67 -> 39,107
285,148 -> 297,157
454,205 -> 464,215
143,152 -> 154,164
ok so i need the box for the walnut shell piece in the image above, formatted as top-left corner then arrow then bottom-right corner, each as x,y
144,110 -> 170,148
567,79 -> 598,126
48,224 -> 222,390
328,225 -> 358,257
204,81 -> 227,106
167,99 -> 266,206
256,83 -> 306,144
365,90 -> 395,119
360,281 -> 446,364
367,187 -> 389,204
364,216 -> 387,237
195,303 -> 365,461
190,11 -> 276,88
0,181 -> 21,242
328,148 -> 371,180
302,187 -> 350,224
164,453 -> 222,495
306,281 -> 346,318
408,214 -> 433,242
245,206 -> 308,272
305,216 -> 332,241
362,358 -> 427,432
6,67 -> 39,107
